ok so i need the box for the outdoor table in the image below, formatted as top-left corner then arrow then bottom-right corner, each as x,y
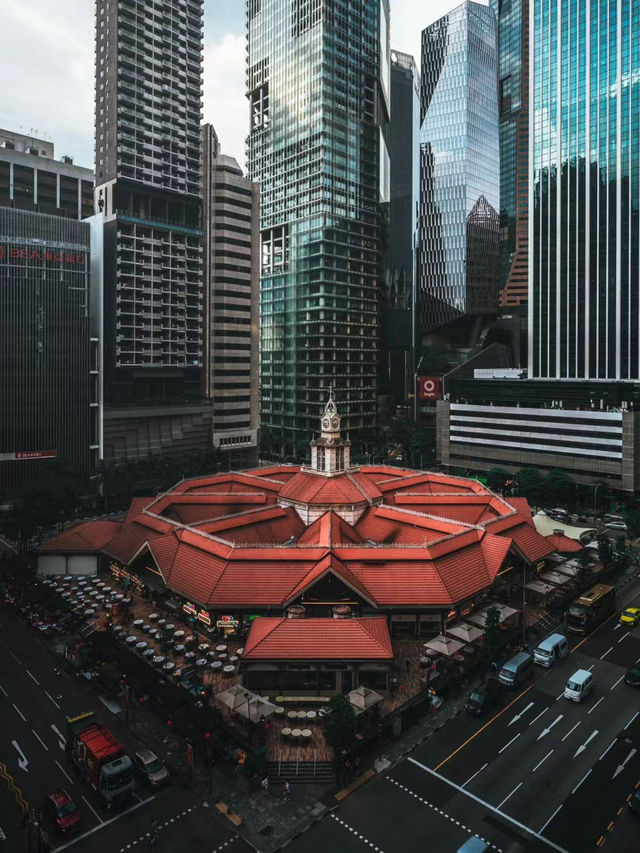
306,710 -> 317,721
274,707 -> 285,716
297,710 -> 307,719
196,658 -> 208,667
90,590 -> 100,597
55,586 -> 65,593
197,643 -> 210,652
236,648 -> 244,656
157,618 -> 166,626
84,609 -> 96,617
148,613 -> 159,621
211,661 -> 222,671
163,661 -> 175,672
77,576 -> 86,581
185,635 -> 196,644
318,707 -> 330,718
141,623 -> 150,632
291,728 -> 302,738
97,595 -> 106,602
61,592 -> 71,599
148,628 -> 158,637
215,644 -> 227,653
206,650 -> 217,659
125,635 -> 137,644
229,655 -> 239,664
122,598 -> 132,606
174,644 -> 185,654
185,651 -> 196,661
115,594 -> 124,601
143,648 -> 155,658
301,729 -> 312,739
78,580 -> 87,586
287,710 -> 298,720
96,582 -> 105,588
222,665 -> 235,676
218,653 -> 227,661
281,727 -> 292,738
90,577 -> 100,584
173,630 -> 185,639
153,655 -> 165,665
136,641 -> 147,650
102,586 -> 111,593
166,623 -> 175,631
132,618 -> 144,627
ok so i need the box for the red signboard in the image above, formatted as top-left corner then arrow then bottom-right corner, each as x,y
418,377 -> 440,400
0,245 -> 86,267
0,450 -> 58,461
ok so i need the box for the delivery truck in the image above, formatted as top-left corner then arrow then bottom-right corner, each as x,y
66,712 -> 134,809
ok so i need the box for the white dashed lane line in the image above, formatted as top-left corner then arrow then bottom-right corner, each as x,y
116,802 -> 241,853
385,777 -> 503,852
329,813 -> 386,851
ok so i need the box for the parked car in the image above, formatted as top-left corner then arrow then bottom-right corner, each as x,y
620,607 -> 640,626
624,666 -> 640,687
465,680 -> 500,716
43,790 -> 81,836
133,749 -> 169,787
605,521 -> 628,532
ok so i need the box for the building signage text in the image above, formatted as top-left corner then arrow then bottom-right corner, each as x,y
0,245 -> 86,267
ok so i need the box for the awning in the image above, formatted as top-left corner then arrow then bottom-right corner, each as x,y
526,580 -> 555,595
540,571 -> 572,587
466,603 -> 518,628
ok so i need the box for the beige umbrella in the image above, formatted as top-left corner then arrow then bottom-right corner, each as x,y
348,685 -> 383,713
424,635 -> 465,657
215,683 -> 250,711
448,622 -> 483,643
215,684 -> 277,722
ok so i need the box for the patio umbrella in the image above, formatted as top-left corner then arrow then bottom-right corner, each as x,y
447,623 -> 483,643
348,685 -> 383,712
215,683 -> 250,712
215,685 -> 277,722
245,695 -> 277,723
424,635 -> 465,657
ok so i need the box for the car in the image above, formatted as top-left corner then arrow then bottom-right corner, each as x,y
133,749 -> 169,787
620,607 -> 640,626
605,521 -> 629,532
629,788 -> 640,815
43,790 -> 81,836
465,680 -> 499,716
625,666 -> 640,687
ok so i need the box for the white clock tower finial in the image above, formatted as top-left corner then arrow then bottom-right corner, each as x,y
307,389 -> 352,475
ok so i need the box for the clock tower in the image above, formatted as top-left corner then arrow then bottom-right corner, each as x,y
308,391 -> 353,475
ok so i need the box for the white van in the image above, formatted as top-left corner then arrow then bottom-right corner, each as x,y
534,633 -> 569,668
564,669 -> 593,702
498,651 -> 533,688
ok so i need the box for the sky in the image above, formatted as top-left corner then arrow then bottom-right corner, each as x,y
0,0 -> 483,173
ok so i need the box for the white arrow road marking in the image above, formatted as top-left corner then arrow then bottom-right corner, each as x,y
51,724 -> 66,749
11,740 -> 28,772
537,714 -> 563,741
613,748 -> 637,779
574,730 -> 598,757
508,701 -> 535,726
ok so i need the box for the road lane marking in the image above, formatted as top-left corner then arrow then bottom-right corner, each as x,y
561,721 -> 581,742
51,724 -> 66,749
588,664 -> 595,671
624,711 -> 640,730
53,795 -> 156,851
329,814 -> 385,852
530,707 -> 549,727
572,768 -> 592,794
462,762 -> 488,788
611,675 -> 625,690
537,714 -> 563,740
434,683 -> 536,771
600,646 -> 614,660
32,730 -> 48,751
555,692 -> 565,701
612,748 -> 637,779
12,703 -> 26,721
408,758 -> 570,853
499,732 -> 521,754
540,804 -> 563,833
508,701 -> 535,726
532,750 -> 553,772
574,730 -> 598,757
26,670 -> 39,686
600,739 -> 617,760
618,631 -> 631,644
55,759 -> 74,784
588,696 -> 604,714
11,741 -> 28,772
45,691 -> 61,710
81,795 -> 103,824
0,685 -> 7,697
497,781 -> 522,809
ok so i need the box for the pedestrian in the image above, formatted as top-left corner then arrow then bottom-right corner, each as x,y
261,776 -> 269,793
283,779 -> 292,800
404,657 -> 411,673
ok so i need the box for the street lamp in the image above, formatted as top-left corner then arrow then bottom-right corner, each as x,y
593,483 -> 602,531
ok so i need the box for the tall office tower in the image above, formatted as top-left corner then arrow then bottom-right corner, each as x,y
94,0 -> 204,409
530,0 -> 640,381
416,2 -> 499,338
0,209 -> 99,499
247,0 -> 390,455
0,129 -> 94,220
201,124 -> 259,464
385,51 -> 420,408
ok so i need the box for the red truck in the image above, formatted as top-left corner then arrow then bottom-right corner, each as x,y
66,712 -> 135,809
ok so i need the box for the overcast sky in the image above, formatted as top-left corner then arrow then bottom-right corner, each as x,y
0,1 -> 482,173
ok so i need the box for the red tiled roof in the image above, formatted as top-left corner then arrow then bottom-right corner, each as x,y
242,616 -> 393,660
297,511 -> 363,546
40,521 -> 122,553
197,506 -> 305,545
355,505 -> 464,545
278,471 -> 374,505
484,513 -> 556,563
547,533 -> 583,553
510,498 -> 535,527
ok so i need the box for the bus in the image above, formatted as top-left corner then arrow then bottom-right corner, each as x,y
566,584 -> 616,634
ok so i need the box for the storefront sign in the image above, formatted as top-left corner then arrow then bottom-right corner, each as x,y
0,450 -> 58,461
418,376 -> 440,400
197,609 -> 211,626
216,615 -> 239,628
182,602 -> 197,616
536,561 -> 546,573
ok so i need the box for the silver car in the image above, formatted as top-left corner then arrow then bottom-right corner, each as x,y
134,749 -> 169,787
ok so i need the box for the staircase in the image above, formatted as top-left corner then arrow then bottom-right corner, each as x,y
79,622 -> 97,639
529,609 -> 560,640
267,760 -> 334,785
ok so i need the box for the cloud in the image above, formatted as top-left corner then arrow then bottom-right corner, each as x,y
203,33 -> 248,169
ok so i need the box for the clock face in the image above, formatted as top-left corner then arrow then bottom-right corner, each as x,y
331,417 -> 339,429
322,417 -> 330,429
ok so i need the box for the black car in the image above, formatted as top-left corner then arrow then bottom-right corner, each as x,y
465,681 -> 499,716
625,666 -> 640,687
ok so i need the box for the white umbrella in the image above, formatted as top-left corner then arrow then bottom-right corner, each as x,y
348,685 -> 383,712
215,683 -> 249,711
424,635 -> 465,657
447,622 -> 483,643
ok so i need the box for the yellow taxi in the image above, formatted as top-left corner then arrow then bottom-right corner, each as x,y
620,607 -> 640,626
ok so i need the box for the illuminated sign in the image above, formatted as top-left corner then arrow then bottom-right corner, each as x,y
216,615 -> 239,628
0,245 -> 86,267
418,377 -> 440,400
0,450 -> 58,461
183,602 -> 197,616
197,609 -> 211,626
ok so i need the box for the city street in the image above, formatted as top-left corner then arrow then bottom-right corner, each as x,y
0,607 -> 250,853
286,584 -> 640,853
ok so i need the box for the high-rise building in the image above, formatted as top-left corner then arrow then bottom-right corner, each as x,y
247,0 -> 390,455
94,0 -> 204,407
416,1 -> 500,338
490,0 -> 529,308
385,51 -> 420,408
0,129 -> 94,220
0,209 -> 100,498
530,0 -> 640,381
201,124 -> 259,463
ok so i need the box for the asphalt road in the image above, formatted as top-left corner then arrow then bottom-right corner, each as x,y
288,583 -> 640,853
0,607 -> 250,853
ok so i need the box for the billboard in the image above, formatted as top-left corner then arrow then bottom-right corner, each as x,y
418,377 -> 440,400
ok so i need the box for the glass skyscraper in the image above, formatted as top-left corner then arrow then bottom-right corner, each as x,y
247,0 -> 390,456
530,0 -> 640,380
491,0 -> 529,307
417,1 -> 500,337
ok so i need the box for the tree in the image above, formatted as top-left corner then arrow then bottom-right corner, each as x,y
577,548 -> 591,580
241,745 -> 267,780
483,606 -> 502,662
545,469 -> 574,505
322,694 -> 356,756
515,468 -> 546,505
597,534 -> 614,569
624,508 -> 640,538
486,468 -> 509,493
